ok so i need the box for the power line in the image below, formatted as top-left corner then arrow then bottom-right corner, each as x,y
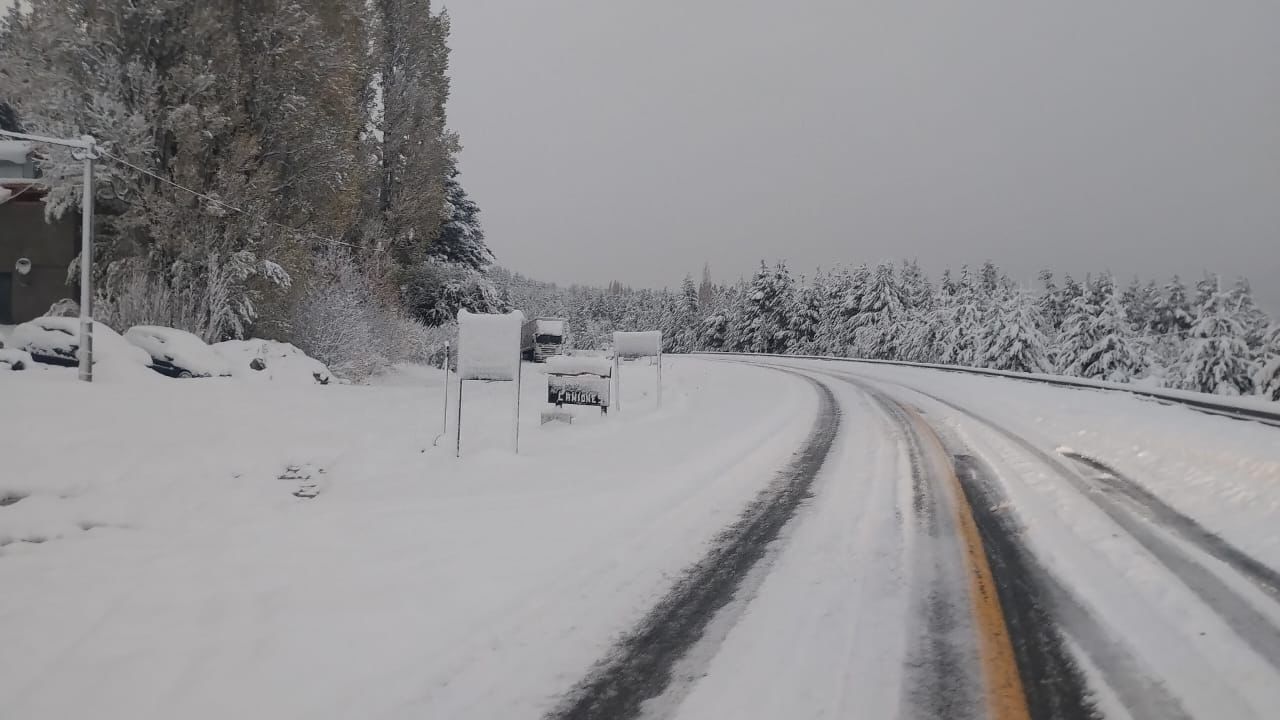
96,148 -> 371,253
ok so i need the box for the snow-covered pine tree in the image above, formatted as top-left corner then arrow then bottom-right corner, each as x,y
698,264 -> 714,309
852,262 -> 907,359
1255,325 -> 1280,402
981,290 -> 1051,373
934,278 -> 985,367
900,259 -> 934,313
428,170 -> 492,270
1176,279 -> 1255,395
1055,291 -> 1099,377
1037,270 -> 1064,333
788,280 -> 823,354
741,261 -> 796,354
1067,289 -> 1147,382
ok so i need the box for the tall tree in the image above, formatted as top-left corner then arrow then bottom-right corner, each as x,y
1176,280 -> 1255,395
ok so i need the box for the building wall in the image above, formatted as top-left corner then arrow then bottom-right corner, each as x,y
0,199 -> 79,324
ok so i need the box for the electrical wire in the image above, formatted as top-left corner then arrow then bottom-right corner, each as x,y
96,148 -> 370,252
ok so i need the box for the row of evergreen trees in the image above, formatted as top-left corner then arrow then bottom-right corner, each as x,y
0,1 -> 499,347
490,261 -> 1280,401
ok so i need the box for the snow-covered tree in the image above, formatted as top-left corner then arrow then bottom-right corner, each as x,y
1176,281 -> 1255,395
429,171 -> 492,270
741,261 -> 796,354
1067,289 -> 1147,382
981,291 -> 1052,373
1255,325 -> 1280,402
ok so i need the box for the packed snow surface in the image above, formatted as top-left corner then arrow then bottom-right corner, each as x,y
124,325 -> 231,377
0,357 -> 817,719
457,309 -> 523,381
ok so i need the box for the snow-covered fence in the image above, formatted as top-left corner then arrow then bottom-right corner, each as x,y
697,352 -> 1280,429
612,331 -> 663,410
456,310 -> 525,456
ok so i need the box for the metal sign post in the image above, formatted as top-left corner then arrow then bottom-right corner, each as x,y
0,130 -> 97,382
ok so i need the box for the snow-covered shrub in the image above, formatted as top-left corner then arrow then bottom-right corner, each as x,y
288,254 -> 386,382
96,253 -> 290,343
287,253 -> 458,381
45,299 -> 80,318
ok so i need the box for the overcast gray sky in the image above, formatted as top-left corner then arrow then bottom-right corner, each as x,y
447,0 -> 1280,308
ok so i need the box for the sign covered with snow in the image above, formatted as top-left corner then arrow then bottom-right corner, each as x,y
545,355 -> 612,377
457,310 -> 525,381
613,331 -> 662,359
548,375 -> 610,408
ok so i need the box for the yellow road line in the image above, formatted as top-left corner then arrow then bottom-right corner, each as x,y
904,406 -> 1032,720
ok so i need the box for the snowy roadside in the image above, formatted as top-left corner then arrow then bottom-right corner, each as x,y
0,357 -> 816,719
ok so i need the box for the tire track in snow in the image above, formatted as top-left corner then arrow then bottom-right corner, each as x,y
831,369 -> 1252,719
544,372 -> 840,720
852,380 -> 1098,720
1059,451 -> 1280,602
895,384 -> 1280,676
857,386 -> 989,720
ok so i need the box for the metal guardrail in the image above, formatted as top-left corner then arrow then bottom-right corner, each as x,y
694,351 -> 1280,429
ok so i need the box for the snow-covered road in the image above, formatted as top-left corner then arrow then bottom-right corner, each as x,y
2,356 -> 1279,719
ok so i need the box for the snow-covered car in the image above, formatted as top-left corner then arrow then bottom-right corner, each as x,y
124,326 -> 232,379
211,339 -> 333,385
8,316 -> 154,378
0,348 -> 32,371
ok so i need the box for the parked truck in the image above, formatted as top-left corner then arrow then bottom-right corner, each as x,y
520,317 -> 569,362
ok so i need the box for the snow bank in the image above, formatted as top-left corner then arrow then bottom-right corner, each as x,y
0,349 -> 32,371
212,339 -> 333,385
124,326 -> 231,378
546,355 -> 612,377
0,140 -> 31,164
458,310 -> 524,381
10,317 -> 156,381
614,330 -> 662,358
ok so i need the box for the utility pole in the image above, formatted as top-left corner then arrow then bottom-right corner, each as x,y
0,130 -> 97,381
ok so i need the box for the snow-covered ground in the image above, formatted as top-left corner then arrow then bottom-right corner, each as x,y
4,353 -> 1280,719
0,357 -> 816,719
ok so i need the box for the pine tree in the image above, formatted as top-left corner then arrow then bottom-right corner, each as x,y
1176,280 -> 1255,395
852,262 -> 907,359
788,281 -> 823,354
981,290 -> 1051,373
1068,289 -> 1147,382
698,263 -> 714,309
1037,270 -> 1064,332
1255,325 -> 1280,402
741,261 -> 796,354
427,171 -> 492,270
1055,292 -> 1099,377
